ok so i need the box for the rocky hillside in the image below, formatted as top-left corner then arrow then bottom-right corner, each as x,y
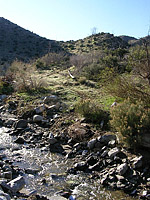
60,32 -> 130,54
0,17 -> 64,66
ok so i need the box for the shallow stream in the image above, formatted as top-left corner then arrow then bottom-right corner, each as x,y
0,127 -> 137,200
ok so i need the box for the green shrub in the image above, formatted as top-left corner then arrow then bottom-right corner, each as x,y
110,99 -> 150,148
75,99 -> 109,129
0,75 -> 14,95
105,75 -> 150,106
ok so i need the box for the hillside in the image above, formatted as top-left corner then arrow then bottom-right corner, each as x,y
0,17 -> 64,67
60,32 -> 130,54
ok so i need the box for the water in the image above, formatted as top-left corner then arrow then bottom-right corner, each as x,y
0,127 -> 138,199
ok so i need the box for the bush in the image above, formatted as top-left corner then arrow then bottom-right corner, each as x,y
8,61 -> 47,93
75,99 -> 109,129
110,99 -> 150,148
105,74 -> 150,106
0,76 -> 14,94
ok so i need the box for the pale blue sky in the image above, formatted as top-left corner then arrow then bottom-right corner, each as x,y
0,0 -> 150,41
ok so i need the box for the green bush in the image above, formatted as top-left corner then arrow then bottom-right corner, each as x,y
75,99 -> 109,129
0,76 -> 14,95
110,99 -> 150,148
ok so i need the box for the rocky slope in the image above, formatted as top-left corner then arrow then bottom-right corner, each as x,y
0,17 -> 64,67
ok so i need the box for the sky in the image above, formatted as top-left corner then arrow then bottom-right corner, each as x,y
0,0 -> 150,41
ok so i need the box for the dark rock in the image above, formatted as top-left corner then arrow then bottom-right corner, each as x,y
14,119 -> 28,129
1,176 -> 25,193
14,137 -> 26,144
49,143 -> 64,154
86,156 -> 98,166
89,161 -> 103,171
98,134 -> 117,145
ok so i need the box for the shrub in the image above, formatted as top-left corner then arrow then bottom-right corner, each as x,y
105,74 -> 150,106
7,61 -> 47,93
0,76 -> 14,94
75,99 -> 109,129
110,99 -> 150,148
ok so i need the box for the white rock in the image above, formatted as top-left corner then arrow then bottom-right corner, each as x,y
108,147 -> 120,158
116,163 -> 128,175
131,156 -> 143,169
49,196 -> 67,200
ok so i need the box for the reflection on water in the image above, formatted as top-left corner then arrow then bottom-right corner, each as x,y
0,127 -> 137,199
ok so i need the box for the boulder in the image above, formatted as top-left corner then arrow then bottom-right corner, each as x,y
43,95 -> 58,104
33,115 -> 43,123
98,134 -> 117,145
1,176 -> 25,193
14,119 -> 28,129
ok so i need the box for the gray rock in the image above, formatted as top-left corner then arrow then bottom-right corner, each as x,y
116,163 -> 128,175
87,138 -> 97,149
4,118 -> 17,127
98,134 -> 117,144
73,143 -> 81,151
0,192 -> 11,200
35,104 -> 46,114
43,95 -> 58,104
14,119 -> 28,129
33,115 -> 43,122
0,95 -> 7,101
48,133 -> 57,145
3,176 -> 25,193
3,172 -> 12,180
108,147 -> 120,158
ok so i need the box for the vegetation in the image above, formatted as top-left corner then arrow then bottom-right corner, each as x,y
1,18 -> 150,150
110,99 -> 150,148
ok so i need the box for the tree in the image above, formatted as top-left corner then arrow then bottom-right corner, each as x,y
129,37 -> 150,85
